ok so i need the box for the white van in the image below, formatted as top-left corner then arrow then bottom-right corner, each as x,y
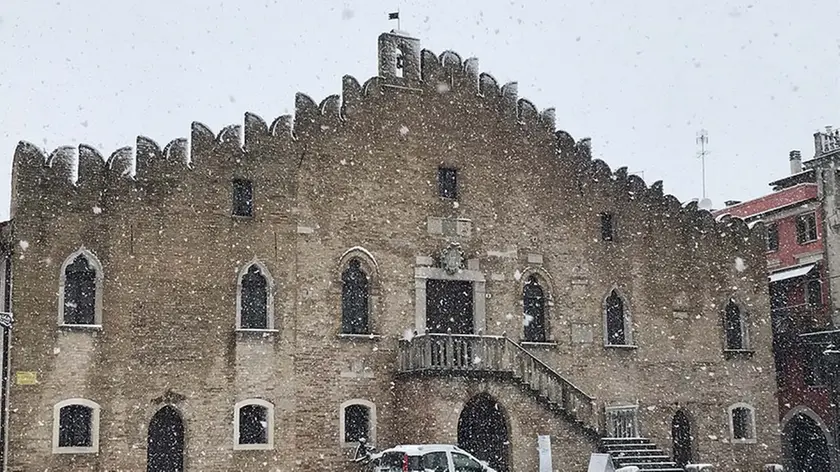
361,444 -> 497,472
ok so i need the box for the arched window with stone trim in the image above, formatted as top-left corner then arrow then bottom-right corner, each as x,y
523,276 -> 547,342
728,402 -> 756,443
340,399 -> 376,447
236,261 -> 274,330
58,249 -> 103,326
724,298 -> 748,350
604,289 -> 631,346
53,398 -> 100,454
234,399 -> 274,450
342,259 -> 370,334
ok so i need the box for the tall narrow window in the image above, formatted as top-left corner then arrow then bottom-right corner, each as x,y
796,213 -> 817,244
236,262 -> 274,331
600,213 -> 614,241
344,404 -> 370,443
234,399 -> 274,450
341,259 -> 369,334
232,179 -> 254,217
241,266 -> 267,329
63,254 -> 97,325
766,223 -> 779,251
53,399 -> 100,453
523,276 -> 546,342
605,290 -> 627,346
395,47 -> 405,78
438,167 -> 458,199
807,279 -> 823,308
724,299 -> 747,350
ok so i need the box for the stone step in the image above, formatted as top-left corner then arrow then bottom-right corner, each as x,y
610,449 -> 667,456
613,454 -> 672,462
617,460 -> 679,468
602,437 -> 652,444
605,444 -> 660,450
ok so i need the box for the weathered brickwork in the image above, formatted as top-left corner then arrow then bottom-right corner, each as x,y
5,31 -> 780,471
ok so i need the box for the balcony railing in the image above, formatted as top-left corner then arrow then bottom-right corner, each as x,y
397,333 -> 598,433
771,303 -> 828,336
815,128 -> 840,158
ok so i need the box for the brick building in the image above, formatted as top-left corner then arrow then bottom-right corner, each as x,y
3,31 -> 781,471
713,149 -> 834,472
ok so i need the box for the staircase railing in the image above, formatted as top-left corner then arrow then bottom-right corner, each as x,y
398,333 -> 599,433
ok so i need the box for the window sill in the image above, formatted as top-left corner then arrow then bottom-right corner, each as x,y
605,344 -> 638,350
231,214 -> 255,220
341,441 -> 376,449
730,438 -> 757,445
58,324 -> 102,332
52,446 -> 98,454
798,239 -> 818,246
520,340 -> 558,347
724,349 -> 754,359
236,328 -> 279,334
233,443 -> 274,451
338,333 -> 382,341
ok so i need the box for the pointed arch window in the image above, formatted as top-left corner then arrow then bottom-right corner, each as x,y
604,289 -> 631,346
236,262 -> 274,330
724,299 -> 748,350
523,276 -> 546,342
342,259 -> 370,334
59,250 -> 103,326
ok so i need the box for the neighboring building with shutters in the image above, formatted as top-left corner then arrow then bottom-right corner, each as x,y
712,140 -> 838,472
3,31 -> 781,471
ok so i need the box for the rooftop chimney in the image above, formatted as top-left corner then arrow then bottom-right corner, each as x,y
790,150 -> 802,174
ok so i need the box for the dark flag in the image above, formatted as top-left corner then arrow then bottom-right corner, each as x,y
388,12 -> 399,20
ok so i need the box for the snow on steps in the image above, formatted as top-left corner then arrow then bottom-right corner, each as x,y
600,438 -> 684,472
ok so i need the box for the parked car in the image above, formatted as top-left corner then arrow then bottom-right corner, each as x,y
358,444 -> 497,472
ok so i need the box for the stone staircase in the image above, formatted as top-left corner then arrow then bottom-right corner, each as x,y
600,438 -> 684,472
397,333 -> 599,435
397,334 -> 683,469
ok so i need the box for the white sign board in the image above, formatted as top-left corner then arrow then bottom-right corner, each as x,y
537,435 -> 552,472
588,453 -> 616,472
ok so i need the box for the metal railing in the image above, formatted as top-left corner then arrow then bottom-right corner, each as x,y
397,333 -> 598,432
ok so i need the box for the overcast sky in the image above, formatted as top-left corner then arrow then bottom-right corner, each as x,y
1,0 -> 838,220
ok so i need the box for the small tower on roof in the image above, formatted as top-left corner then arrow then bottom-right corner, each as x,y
378,30 -> 421,81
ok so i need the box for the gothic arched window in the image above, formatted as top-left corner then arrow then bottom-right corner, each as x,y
237,262 -> 274,330
342,259 -> 370,334
59,249 -> 103,326
523,276 -> 546,342
605,289 -> 631,346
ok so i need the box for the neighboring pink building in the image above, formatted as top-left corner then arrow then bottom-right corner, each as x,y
714,146 -> 836,472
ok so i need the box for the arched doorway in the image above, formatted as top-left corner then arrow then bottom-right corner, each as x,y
671,410 -> 692,468
148,405 -> 185,472
783,413 -> 831,472
457,393 -> 509,472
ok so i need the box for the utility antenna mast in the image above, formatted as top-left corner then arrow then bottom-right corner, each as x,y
696,129 -> 709,199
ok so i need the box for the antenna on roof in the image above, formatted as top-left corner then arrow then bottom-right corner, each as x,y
696,130 -> 713,210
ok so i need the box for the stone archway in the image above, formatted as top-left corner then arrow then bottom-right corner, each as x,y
671,410 -> 692,468
148,405 -> 185,472
783,413 -> 831,472
457,393 -> 509,472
